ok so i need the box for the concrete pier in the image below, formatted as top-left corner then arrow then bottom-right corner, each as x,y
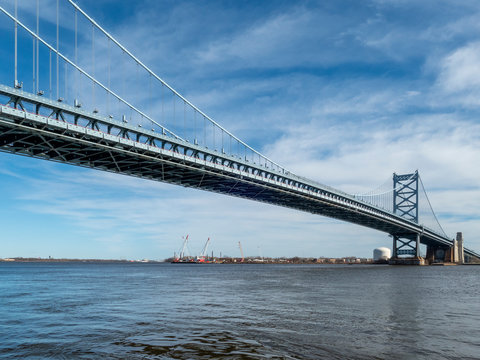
454,232 -> 465,264
389,257 -> 426,265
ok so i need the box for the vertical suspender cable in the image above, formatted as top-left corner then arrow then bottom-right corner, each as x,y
135,62 -> 139,122
49,50 -> 51,98
107,39 -> 110,114
32,34 -> 35,92
32,5 -> 36,93
56,0 -> 59,100
74,9 -> 77,101
92,25 -> 95,110
14,0 -> 18,86
161,83 -> 164,125
122,51 -> 125,107
36,0 -> 39,93
65,61 -> 67,101
148,74 -> 151,122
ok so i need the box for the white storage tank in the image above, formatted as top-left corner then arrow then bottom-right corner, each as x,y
373,247 -> 391,262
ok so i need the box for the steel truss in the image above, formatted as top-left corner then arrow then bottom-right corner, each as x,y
391,172 -> 421,258
393,171 -> 419,222
392,233 -> 420,258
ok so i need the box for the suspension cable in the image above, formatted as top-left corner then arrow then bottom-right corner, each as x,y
92,24 -> 95,110
56,0 -> 59,100
74,8 -> 77,101
36,0 -> 39,93
14,0 -> 17,86
107,38 -> 110,114
418,175 -> 447,236
49,49 -> 52,98
353,172 -> 417,197
64,61 -> 67,101
32,33 -> 35,92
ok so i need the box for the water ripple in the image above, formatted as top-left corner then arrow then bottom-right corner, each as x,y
0,263 -> 479,359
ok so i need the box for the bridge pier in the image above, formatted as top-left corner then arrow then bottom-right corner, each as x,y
455,232 -> 464,264
389,233 -> 425,265
445,232 -> 464,264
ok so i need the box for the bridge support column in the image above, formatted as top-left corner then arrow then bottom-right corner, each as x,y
454,232 -> 464,264
392,235 -> 398,258
444,232 -> 464,264
416,233 -> 420,257
389,234 -> 425,265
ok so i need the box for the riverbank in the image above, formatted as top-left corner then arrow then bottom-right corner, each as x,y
0,257 -> 162,263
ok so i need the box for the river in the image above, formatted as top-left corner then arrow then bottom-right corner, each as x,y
0,262 -> 479,359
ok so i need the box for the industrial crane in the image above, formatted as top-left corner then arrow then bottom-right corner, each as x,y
197,238 -> 211,263
173,235 -> 189,262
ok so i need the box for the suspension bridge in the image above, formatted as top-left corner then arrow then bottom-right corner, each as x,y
0,0 -> 478,264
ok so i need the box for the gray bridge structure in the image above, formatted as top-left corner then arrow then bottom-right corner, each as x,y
0,1 -> 478,263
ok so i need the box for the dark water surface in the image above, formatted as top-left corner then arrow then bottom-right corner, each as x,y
0,263 -> 479,359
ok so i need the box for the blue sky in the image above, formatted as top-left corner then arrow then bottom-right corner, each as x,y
0,0 -> 479,260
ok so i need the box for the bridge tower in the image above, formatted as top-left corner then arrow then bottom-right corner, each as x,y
393,171 -> 418,222
390,171 -> 424,265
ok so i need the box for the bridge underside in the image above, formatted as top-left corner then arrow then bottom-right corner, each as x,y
0,114 -> 441,238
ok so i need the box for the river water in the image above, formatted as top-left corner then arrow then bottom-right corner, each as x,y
0,262 -> 479,359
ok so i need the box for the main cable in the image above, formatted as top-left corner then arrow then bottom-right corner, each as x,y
419,175 -> 447,237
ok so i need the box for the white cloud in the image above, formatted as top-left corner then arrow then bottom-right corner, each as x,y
264,111 -> 480,249
436,42 -> 480,99
196,8 -> 316,68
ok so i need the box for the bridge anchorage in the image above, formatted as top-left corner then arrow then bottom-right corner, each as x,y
0,1 -> 479,264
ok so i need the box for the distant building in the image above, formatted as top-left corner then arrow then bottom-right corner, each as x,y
373,247 -> 391,263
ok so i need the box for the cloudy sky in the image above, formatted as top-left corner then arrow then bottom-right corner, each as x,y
0,0 -> 479,260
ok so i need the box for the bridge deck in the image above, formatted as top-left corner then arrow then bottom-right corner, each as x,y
1,86 -> 478,260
